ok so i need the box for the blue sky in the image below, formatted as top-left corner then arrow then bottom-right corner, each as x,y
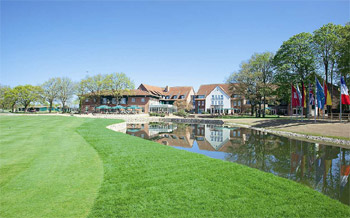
1,0 -> 349,91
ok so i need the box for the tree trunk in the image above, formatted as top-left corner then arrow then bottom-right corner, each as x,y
49,101 -> 53,113
251,104 -> 254,116
259,99 -> 262,118
11,103 -> 15,113
263,94 -> 266,118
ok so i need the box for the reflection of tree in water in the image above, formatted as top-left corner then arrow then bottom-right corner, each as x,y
226,129 -> 283,173
225,128 -> 350,205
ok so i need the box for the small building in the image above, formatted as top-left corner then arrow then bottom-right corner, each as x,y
18,106 -> 61,112
82,89 -> 160,113
194,83 -> 247,114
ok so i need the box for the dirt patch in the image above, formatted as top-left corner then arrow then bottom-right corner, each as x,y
224,118 -> 350,139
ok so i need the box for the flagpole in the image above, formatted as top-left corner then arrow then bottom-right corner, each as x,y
340,79 -> 342,122
291,83 -> 293,119
314,76 -> 317,123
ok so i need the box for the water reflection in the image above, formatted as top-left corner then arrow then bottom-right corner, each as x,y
126,123 -> 350,206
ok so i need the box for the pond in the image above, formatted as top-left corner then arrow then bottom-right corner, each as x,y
126,122 -> 350,206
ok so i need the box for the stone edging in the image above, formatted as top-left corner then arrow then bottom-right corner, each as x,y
106,122 -> 127,133
225,123 -> 350,146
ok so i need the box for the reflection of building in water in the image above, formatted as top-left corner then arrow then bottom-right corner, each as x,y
126,123 -> 176,139
193,124 -> 248,152
155,125 -> 194,148
204,125 -> 230,150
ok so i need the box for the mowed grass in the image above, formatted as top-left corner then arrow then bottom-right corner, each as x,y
77,119 -> 350,217
1,116 -> 349,217
0,116 -> 103,218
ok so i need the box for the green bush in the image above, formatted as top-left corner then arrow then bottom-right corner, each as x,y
149,112 -> 165,117
174,109 -> 188,118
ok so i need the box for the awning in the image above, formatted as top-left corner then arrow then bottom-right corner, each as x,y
96,105 -> 111,109
111,105 -> 126,109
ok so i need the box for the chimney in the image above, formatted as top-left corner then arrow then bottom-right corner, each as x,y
165,86 -> 170,92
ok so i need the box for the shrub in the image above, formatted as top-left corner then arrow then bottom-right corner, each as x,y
174,109 -> 188,118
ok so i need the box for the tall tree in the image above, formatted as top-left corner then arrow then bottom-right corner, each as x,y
273,32 -> 317,117
57,77 -> 75,112
0,85 -> 11,111
16,85 -> 42,112
313,23 -> 342,102
105,72 -> 135,105
83,74 -> 108,111
3,87 -> 20,112
249,52 -> 274,117
76,80 -> 88,113
227,61 -> 261,116
336,23 -> 350,83
42,78 -> 60,113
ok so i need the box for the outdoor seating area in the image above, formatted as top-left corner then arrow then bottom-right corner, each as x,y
96,105 -> 143,114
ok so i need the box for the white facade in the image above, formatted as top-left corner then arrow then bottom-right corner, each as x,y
204,125 -> 231,150
205,86 -> 231,113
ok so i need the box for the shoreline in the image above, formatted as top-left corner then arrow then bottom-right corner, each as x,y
2,113 -> 349,147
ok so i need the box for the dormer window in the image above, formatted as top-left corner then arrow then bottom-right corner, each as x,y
165,95 -> 170,99
171,95 -> 178,99
180,95 -> 185,99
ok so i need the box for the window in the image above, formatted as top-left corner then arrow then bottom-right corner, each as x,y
131,98 -> 135,103
212,101 -> 214,105
202,101 -> 204,106
238,101 -> 241,106
102,98 -> 107,104
180,95 -> 185,99
120,98 -> 126,104
198,95 -> 205,99
246,100 -> 250,105
233,101 -> 237,106
85,99 -> 89,103
221,95 -> 223,99
165,95 -> 170,99
172,95 -> 177,99
112,98 -> 116,104
198,101 -> 201,106
141,98 -> 145,102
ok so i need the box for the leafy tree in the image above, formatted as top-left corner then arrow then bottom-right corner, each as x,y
83,74 -> 108,111
174,100 -> 193,112
227,61 -> 261,116
16,85 -> 42,112
4,87 -> 19,112
249,52 -> 274,117
42,78 -> 60,113
76,80 -> 88,113
57,77 -> 75,112
273,32 -> 317,117
0,84 -> 11,111
313,23 -> 342,100
336,23 -> 350,83
105,72 -> 134,105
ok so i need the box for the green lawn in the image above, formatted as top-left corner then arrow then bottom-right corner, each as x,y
1,116 -> 349,217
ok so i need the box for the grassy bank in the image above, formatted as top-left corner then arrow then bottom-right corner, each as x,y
1,116 -> 349,217
0,116 -> 103,218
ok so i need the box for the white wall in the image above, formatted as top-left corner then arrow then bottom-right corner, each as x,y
205,86 -> 231,111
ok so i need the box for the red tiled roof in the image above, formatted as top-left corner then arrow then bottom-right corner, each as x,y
138,84 -> 194,100
196,84 -> 233,97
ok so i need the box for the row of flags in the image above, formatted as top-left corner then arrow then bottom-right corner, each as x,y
291,76 -> 350,109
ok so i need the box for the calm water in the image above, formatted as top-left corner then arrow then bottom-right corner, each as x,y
126,122 -> 350,206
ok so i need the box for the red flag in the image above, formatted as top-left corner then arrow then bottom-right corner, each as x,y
291,85 -> 300,107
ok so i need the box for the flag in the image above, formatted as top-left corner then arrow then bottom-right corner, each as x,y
323,81 -> 332,106
291,84 -> 300,107
296,85 -> 302,106
316,78 -> 325,109
309,83 -> 315,105
341,76 -> 350,105
302,82 -> 306,108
